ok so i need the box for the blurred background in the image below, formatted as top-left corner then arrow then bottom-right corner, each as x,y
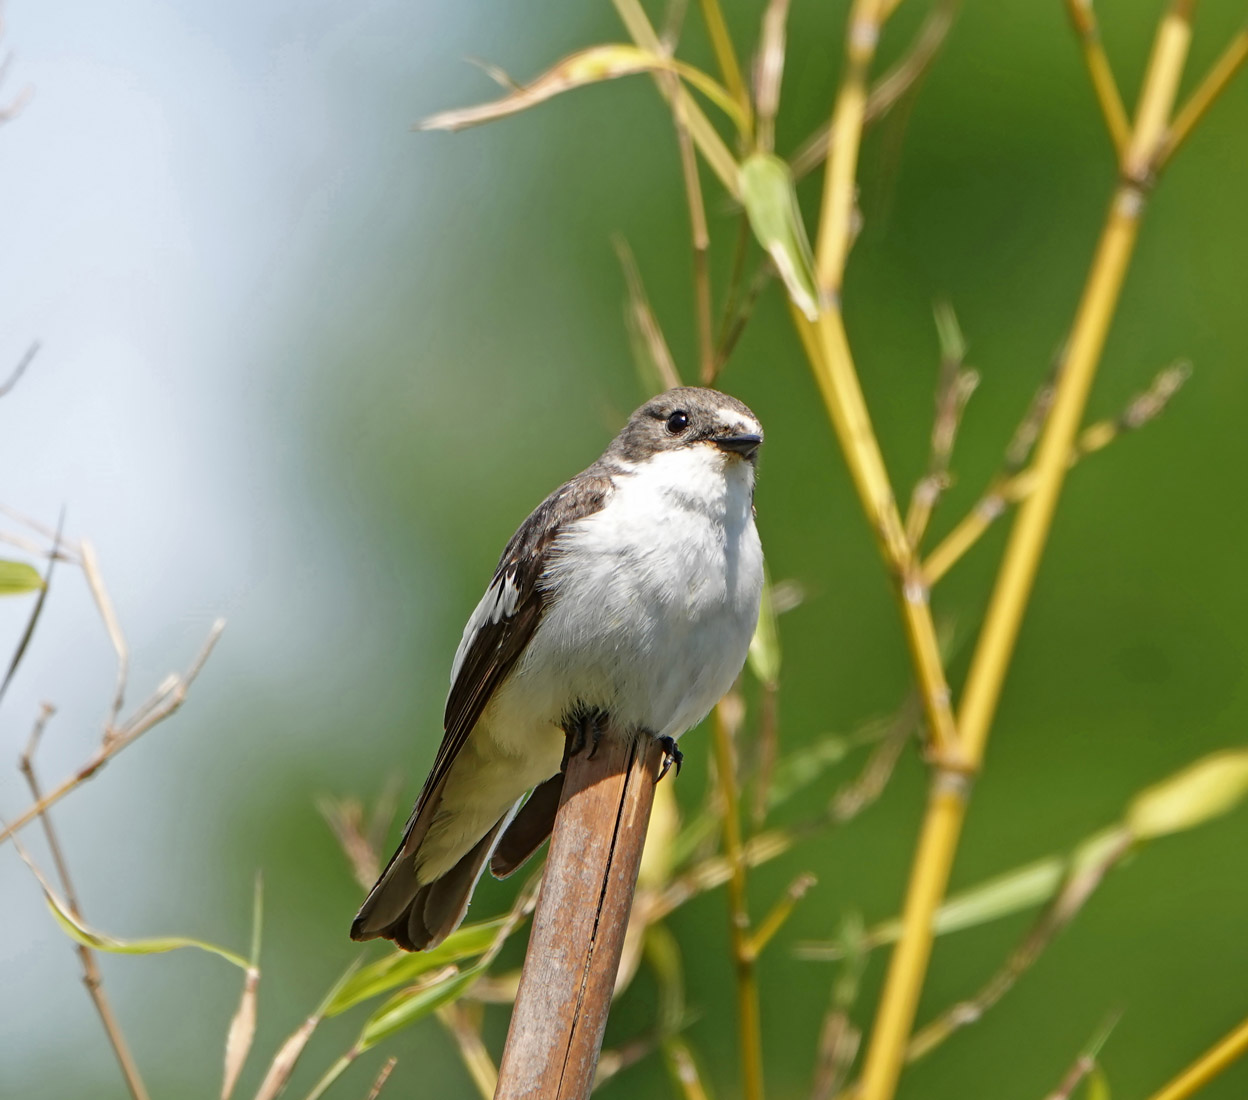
2,0 -> 1246,1097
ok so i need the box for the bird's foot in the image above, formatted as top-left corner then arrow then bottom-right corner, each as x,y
585,710 -> 606,760
563,706 -> 607,766
655,735 -> 682,782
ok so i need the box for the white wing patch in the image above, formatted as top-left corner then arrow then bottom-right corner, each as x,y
449,571 -> 521,686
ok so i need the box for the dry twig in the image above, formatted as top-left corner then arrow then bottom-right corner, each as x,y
18,706 -> 152,1100
0,619 -> 226,845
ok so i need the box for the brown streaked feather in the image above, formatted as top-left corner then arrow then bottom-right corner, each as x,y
427,470 -> 615,824
352,469 -> 616,947
490,771 -> 565,878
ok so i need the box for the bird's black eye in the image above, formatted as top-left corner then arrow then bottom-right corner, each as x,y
666,410 -> 689,435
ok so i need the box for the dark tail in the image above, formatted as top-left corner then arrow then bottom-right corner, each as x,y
490,772 -> 564,878
351,814 -> 508,951
352,770 -> 564,951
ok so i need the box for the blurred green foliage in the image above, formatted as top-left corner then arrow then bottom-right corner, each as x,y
10,1 -> 1248,1098
228,1 -> 1248,1097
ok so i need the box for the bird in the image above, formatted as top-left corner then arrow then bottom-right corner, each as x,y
351,386 -> 765,951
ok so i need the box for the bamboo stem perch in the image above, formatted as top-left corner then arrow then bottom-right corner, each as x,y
494,724 -> 664,1100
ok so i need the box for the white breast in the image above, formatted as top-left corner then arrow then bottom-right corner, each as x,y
496,445 -> 764,745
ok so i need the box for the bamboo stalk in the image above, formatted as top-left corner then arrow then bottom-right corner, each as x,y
796,306 -> 963,767
1063,0 -> 1131,158
853,8 -> 1196,1100
494,725 -> 664,1100
798,0 -> 962,769
1155,26 -> 1248,170
670,83 -> 715,384
697,0 -> 750,126
815,0 -> 891,299
711,699 -> 765,1100
1145,1014 -> 1248,1100
612,0 -> 741,195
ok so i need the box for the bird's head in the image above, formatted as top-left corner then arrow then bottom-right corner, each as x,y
609,387 -> 764,467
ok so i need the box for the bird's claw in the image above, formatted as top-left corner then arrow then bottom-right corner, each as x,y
563,707 -> 607,766
586,711 -> 605,760
656,735 -> 682,782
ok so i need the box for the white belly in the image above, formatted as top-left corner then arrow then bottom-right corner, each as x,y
420,445 -> 763,881
488,446 -> 763,758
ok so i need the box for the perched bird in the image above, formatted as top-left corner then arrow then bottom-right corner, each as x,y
351,386 -> 764,950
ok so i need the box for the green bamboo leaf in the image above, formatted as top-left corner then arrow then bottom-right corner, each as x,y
874,856 -> 1066,946
747,571 -> 781,688
357,965 -> 483,1048
0,560 -> 44,596
326,916 -> 507,1016
46,887 -> 248,969
799,855 -> 1066,961
1127,748 -> 1248,840
418,45 -> 746,134
739,153 -> 820,321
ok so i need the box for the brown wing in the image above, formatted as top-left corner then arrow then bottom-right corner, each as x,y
429,470 -> 612,805
354,468 -> 615,929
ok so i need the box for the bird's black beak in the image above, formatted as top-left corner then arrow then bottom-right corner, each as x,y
714,433 -> 763,460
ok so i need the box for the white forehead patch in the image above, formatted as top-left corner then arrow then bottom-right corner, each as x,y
715,407 -> 761,435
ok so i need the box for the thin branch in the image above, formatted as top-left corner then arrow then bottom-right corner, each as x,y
815,0 -> 893,298
0,509 -> 62,709
748,872 -> 816,957
612,0 -> 741,195
0,619 -> 225,846
0,529 -> 80,564
319,797 -> 382,891
750,680 -> 779,826
613,237 -> 683,392
753,0 -> 790,154
696,0 -> 750,125
794,306 -> 962,765
1145,1013 -> 1248,1100
0,503 -> 83,549
363,1057 -> 398,1100
710,694 -> 765,1100
0,340 -> 39,397
1155,25 -> 1248,171
662,1040 -> 712,1100
437,1003 -> 496,1100
923,360 -> 1190,585
1043,1013 -> 1122,1100
19,707 -> 152,1100
905,302 -> 978,547
668,75 -> 715,384
810,916 -> 868,1100
659,0 -> 690,54
828,698 -> 917,823
80,540 -> 130,732
716,259 -> 774,372
903,832 -> 1131,1063
252,964 -> 362,1100
796,0 -> 962,783
792,0 -> 955,183
1063,0 -> 1131,159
